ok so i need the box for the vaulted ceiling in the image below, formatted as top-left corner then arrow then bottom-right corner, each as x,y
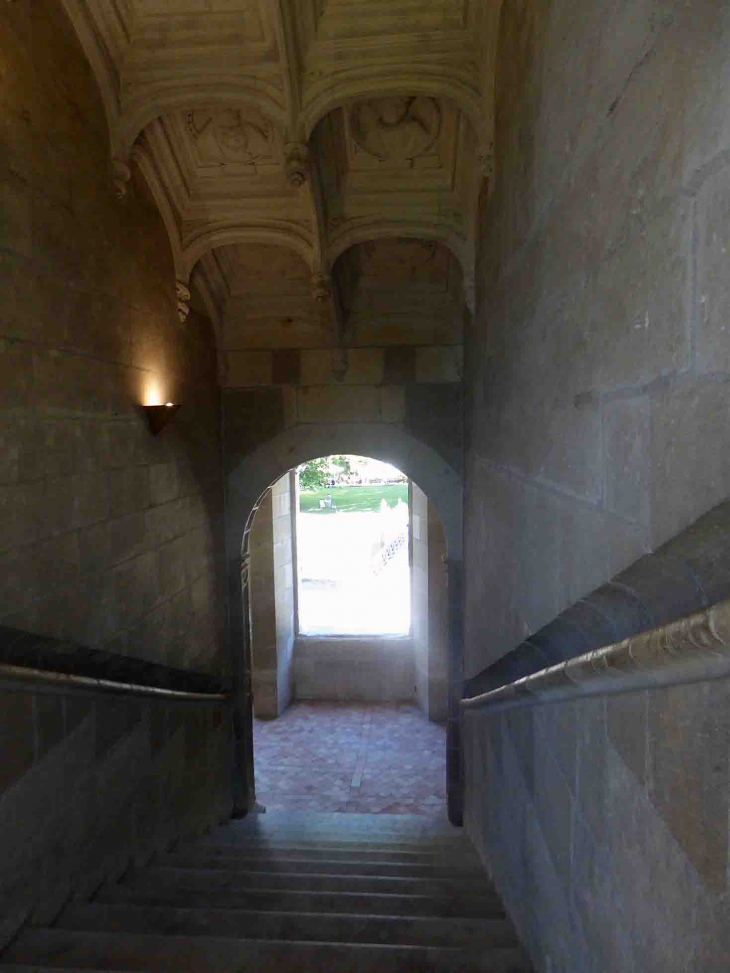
63,0 -> 500,360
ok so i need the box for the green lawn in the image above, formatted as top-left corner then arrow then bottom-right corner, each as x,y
299,483 -> 408,514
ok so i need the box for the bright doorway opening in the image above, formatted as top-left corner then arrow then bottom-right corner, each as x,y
296,455 -> 411,636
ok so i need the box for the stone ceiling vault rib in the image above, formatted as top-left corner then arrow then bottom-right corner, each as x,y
327,221 -> 471,286
63,0 -> 498,330
301,71 -> 487,148
113,81 -> 288,160
179,224 -> 316,283
271,0 -> 304,133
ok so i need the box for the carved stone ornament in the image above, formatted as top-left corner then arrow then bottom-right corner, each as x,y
176,280 -> 191,323
186,108 -> 274,169
479,143 -> 495,180
112,158 -> 131,199
350,97 -> 441,163
311,272 -> 331,303
285,142 -> 309,187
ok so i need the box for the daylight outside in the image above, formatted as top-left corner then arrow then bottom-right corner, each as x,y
296,455 -> 410,636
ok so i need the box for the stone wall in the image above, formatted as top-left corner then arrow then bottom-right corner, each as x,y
410,486 -> 449,724
223,379 -> 462,479
464,1 -> 730,970
249,475 -> 295,719
271,473 -> 296,715
411,482 -> 429,716
0,0 -> 230,937
293,637 -> 416,703
426,501 -> 449,724
1,0 -> 226,679
249,490 -> 277,715
0,682 -> 231,943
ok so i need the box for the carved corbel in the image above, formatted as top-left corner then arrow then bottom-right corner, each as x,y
176,280 -> 191,323
478,143 -> 495,184
112,158 -> 132,199
311,271 -> 331,303
285,142 -> 310,187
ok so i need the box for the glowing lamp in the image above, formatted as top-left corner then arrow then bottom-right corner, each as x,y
142,401 -> 181,435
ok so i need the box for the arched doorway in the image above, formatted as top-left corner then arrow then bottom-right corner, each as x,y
225,423 -> 464,823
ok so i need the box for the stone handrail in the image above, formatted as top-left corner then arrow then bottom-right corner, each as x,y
461,597 -> 730,713
0,661 -> 229,701
0,623 -> 228,698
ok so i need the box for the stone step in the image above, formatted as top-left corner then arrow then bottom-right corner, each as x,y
216,833 -> 471,851
1,968 -> 141,973
216,824 -> 466,842
2,930 -> 532,973
121,864 -> 494,898
164,850 -> 488,880
225,811 -> 461,839
198,832 -> 480,859
96,884 -> 505,919
209,820 -> 468,837
175,841 -> 479,865
210,814 -> 468,849
57,902 -> 518,949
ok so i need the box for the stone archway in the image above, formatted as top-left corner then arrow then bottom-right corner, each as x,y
228,422 -> 462,562
225,421 -> 464,823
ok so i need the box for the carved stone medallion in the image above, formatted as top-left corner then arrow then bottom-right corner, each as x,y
186,108 -> 274,169
350,97 -> 441,163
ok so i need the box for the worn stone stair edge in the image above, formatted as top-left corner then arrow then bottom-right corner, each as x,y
1,816 -> 531,972
2,929 -> 531,971
224,825 -> 466,840
94,889 -> 506,920
0,808 -> 228,959
56,903 -> 518,947
163,854 -> 487,877
197,835 -> 476,852
194,843 -> 475,860
124,864 -> 495,892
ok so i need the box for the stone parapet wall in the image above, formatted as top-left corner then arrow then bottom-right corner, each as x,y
466,499 -> 730,700
0,684 -> 231,947
465,500 -> 730,967
293,637 -> 416,703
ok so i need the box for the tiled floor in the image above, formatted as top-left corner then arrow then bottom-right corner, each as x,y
253,701 -> 447,818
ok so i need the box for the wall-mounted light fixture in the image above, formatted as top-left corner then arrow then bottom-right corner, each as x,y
142,402 -> 181,435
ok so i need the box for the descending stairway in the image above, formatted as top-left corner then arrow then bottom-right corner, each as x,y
0,811 -> 532,972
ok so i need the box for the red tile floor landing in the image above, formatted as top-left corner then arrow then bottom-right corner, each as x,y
253,701 -> 447,818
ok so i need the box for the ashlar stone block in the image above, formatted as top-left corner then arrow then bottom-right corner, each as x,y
299,384 -> 380,422
415,346 -> 462,383
380,385 -> 406,423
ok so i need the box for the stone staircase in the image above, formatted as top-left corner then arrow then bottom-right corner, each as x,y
0,811 -> 532,972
